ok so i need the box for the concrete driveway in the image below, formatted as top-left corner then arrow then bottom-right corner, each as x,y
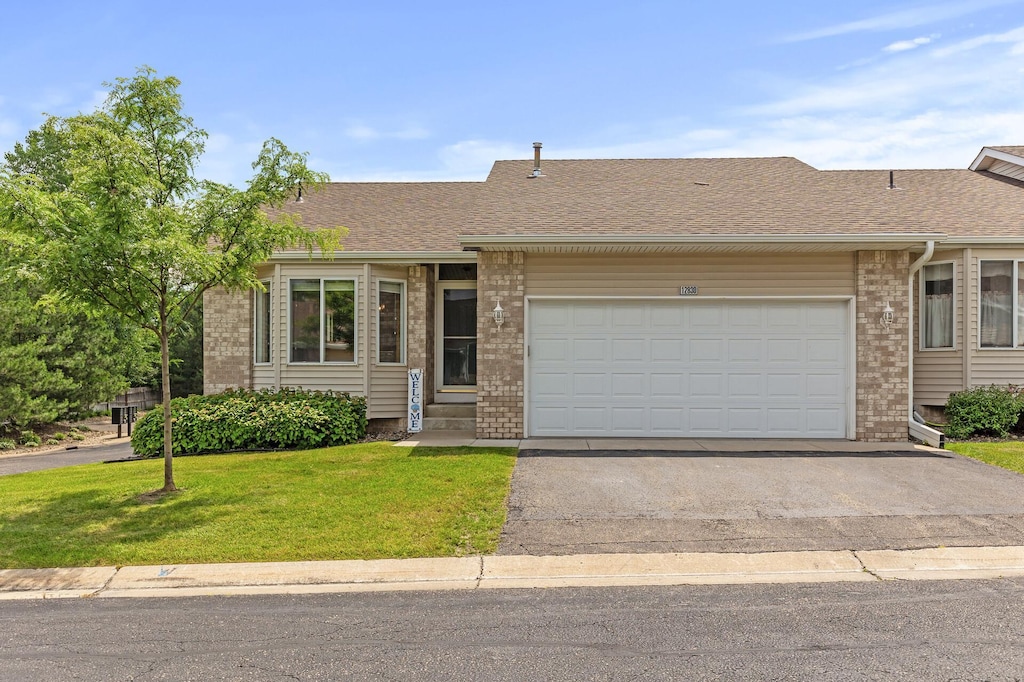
498,445 -> 1024,555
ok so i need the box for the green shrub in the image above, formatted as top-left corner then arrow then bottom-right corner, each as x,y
944,385 -> 1024,440
130,388 -> 368,457
44,437 -> 60,445
51,432 -> 66,441
70,433 -> 86,441
19,431 -> 41,446
0,439 -> 16,450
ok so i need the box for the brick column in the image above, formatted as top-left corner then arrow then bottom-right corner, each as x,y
476,251 -> 525,438
406,264 -> 435,400
856,251 -> 910,441
203,286 -> 253,394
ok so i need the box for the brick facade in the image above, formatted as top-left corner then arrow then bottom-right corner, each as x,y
203,286 -> 253,394
855,250 -> 910,441
476,251 -> 525,438
406,264 -> 435,401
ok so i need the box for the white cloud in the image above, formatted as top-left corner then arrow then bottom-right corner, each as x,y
343,123 -> 430,141
194,132 -> 265,187
783,0 -> 1017,42
884,35 -> 936,52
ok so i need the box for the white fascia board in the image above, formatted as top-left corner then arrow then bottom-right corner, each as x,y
969,147 -> 1024,172
935,237 -> 1024,247
458,233 -> 947,248
267,251 -> 476,264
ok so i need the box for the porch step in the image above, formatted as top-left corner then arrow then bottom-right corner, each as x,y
422,417 -> 476,431
423,404 -> 476,419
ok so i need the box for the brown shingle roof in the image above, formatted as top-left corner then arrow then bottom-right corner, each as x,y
989,146 -> 1024,159
271,181 -> 481,253
273,154 -> 1024,254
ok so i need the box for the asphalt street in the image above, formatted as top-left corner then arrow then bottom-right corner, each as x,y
500,448 -> 1024,554
3,579 -> 1024,680
0,441 -> 135,476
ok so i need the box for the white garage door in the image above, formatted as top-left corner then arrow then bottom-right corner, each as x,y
528,300 -> 849,438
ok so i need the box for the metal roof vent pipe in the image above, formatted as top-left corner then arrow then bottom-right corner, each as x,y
529,142 -> 545,178
888,170 -> 896,190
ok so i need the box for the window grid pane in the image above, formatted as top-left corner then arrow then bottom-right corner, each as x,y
378,282 -> 403,364
255,284 -> 271,363
922,263 -> 953,349
324,280 -> 356,362
290,279 -> 321,362
981,261 -> 1013,348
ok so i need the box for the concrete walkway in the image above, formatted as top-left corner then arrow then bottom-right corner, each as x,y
4,546 -> 1024,600
395,431 -> 930,452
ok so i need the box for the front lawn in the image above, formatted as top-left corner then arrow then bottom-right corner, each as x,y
946,441 -> 1024,475
0,443 -> 517,569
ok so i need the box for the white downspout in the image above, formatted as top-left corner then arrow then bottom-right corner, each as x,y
907,240 -> 936,443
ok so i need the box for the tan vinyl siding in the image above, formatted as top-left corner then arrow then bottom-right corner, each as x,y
525,253 -> 856,297
368,266 -> 409,418
988,159 -> 1024,182
968,249 -> 1024,388
912,250 -> 965,406
260,263 -> 367,394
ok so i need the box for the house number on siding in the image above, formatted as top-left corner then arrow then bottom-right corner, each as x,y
680,286 -> 699,296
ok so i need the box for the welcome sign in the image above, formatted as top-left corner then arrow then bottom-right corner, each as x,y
408,368 -> 423,433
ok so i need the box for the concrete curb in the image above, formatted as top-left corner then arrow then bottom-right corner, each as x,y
3,546 -> 1024,600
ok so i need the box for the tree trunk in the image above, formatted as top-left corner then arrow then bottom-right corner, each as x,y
160,319 -> 176,492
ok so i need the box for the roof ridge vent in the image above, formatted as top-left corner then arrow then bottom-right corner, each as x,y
528,142 -> 545,178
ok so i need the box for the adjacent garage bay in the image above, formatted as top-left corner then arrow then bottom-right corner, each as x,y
527,299 -> 850,438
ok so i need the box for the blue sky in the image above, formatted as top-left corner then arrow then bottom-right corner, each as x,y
2,1 -> 1023,186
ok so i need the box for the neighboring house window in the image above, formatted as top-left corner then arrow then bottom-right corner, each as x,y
377,280 -> 405,364
921,262 -> 954,349
254,281 -> 271,364
289,278 -> 357,363
979,260 -> 1019,348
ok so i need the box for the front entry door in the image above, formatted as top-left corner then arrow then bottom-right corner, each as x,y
436,283 -> 477,402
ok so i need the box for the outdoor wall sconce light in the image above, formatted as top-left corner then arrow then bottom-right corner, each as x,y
492,300 -> 505,330
881,301 -> 894,330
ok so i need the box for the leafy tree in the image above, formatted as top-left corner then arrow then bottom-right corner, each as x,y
168,296 -> 203,398
0,247 -> 148,428
0,67 -> 340,492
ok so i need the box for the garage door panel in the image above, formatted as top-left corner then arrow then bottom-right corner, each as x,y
611,373 -> 645,397
727,339 -> 762,362
534,372 -> 570,398
573,407 -> 608,430
689,373 -> 724,397
651,408 -> 686,432
612,306 -> 644,328
573,373 -> 606,397
573,339 -> 606,361
728,374 -> 762,397
529,300 -> 849,438
574,306 -> 607,326
807,339 -> 844,363
611,338 -> 645,361
690,339 -> 724,362
533,338 -> 569,361
651,373 -> 684,396
651,339 -> 685,361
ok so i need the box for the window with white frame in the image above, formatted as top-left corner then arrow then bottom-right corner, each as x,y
254,281 -> 272,364
377,280 -> 405,364
289,278 -> 357,363
979,260 -> 1024,348
921,262 -> 954,349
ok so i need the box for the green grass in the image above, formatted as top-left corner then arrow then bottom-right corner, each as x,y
947,441 -> 1024,475
0,443 -> 517,569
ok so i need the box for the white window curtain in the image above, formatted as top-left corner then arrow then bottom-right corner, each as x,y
981,261 -> 1013,348
923,263 -> 953,349
924,294 -> 953,348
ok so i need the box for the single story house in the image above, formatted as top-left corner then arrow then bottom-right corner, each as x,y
203,144 -> 1024,443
